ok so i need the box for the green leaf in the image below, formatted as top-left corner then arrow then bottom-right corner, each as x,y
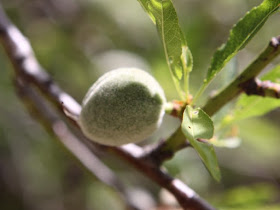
200,0 -> 280,94
137,0 -> 155,22
231,95 -> 280,122
261,65 -> 280,82
137,0 -> 193,99
228,65 -> 280,122
181,105 -> 221,181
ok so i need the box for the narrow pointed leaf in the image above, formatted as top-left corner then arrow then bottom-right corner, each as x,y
203,0 -> 280,87
181,105 -> 221,181
137,0 -> 193,98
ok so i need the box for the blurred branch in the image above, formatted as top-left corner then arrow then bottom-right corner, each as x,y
243,78 -> 280,98
203,35 -> 280,116
0,4 -> 215,210
14,77 -> 139,210
0,6 -> 81,119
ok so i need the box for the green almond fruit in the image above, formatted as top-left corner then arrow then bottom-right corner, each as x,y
79,68 -> 166,146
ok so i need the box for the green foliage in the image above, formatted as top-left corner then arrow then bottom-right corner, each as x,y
181,106 -> 220,181
231,95 -> 280,122
194,0 -> 280,101
213,184 -> 279,210
262,65 -> 280,82
137,0 -> 193,99
2,0 -> 280,208
139,0 -> 280,181
228,65 -> 280,123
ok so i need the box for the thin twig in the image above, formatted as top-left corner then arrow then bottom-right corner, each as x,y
0,4 -> 214,210
141,130 -> 191,165
203,35 -> 280,116
142,35 -> 280,164
243,78 -> 280,98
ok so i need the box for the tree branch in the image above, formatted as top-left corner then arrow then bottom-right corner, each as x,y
243,78 -> 280,98
14,77 -> 139,210
141,129 -> 190,165
141,36 -> 280,165
203,35 -> 280,116
0,4 -> 214,210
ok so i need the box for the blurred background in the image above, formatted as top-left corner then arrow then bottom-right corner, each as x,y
1,0 -> 280,209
